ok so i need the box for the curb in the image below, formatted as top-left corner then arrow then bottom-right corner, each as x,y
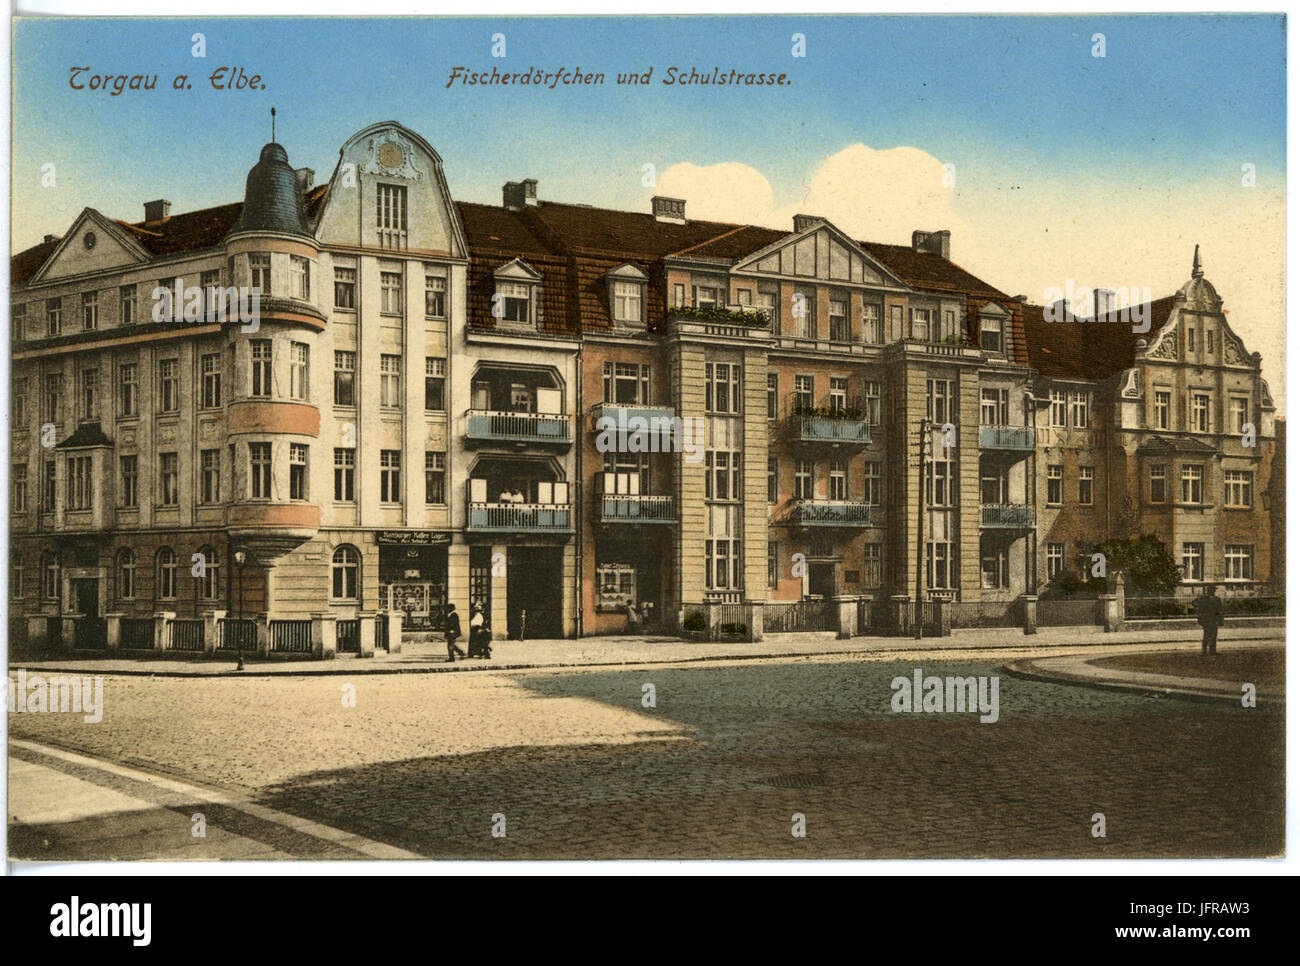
1000,656 -> 1278,706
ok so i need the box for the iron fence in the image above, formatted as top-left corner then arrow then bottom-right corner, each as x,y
270,619 -> 312,654
171,619 -> 205,651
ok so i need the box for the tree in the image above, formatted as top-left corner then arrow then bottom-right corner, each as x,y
1084,534 -> 1181,594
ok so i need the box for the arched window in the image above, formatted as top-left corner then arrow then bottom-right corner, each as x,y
197,545 -> 221,600
11,553 -> 24,600
332,545 -> 359,601
157,548 -> 177,600
117,548 -> 136,600
41,551 -> 60,601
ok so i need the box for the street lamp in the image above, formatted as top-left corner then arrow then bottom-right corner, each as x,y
234,550 -> 247,671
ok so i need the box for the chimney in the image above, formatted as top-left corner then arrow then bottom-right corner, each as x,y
43,234 -> 60,245
912,229 -> 951,260
143,199 -> 171,222
651,196 -> 686,224
502,179 -> 538,211
1093,287 -> 1116,321
793,213 -> 823,233
295,167 -> 315,192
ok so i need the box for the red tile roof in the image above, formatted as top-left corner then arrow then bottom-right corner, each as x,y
1020,295 -> 1179,381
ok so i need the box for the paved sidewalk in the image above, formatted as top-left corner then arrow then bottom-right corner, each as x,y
8,623 -> 1283,677
1003,640 -> 1283,705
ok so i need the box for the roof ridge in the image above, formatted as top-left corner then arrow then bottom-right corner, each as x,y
667,223 -> 753,258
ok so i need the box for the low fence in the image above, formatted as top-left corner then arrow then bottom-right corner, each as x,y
220,618 -> 257,652
376,616 -> 390,651
337,618 -> 360,653
1037,597 -> 1101,627
270,619 -> 312,654
1126,594 -> 1285,621
170,618 -> 205,652
764,599 -> 836,633
948,600 -> 1018,629
122,617 -> 156,649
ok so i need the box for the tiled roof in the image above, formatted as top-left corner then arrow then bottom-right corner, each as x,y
1020,295 -> 1179,381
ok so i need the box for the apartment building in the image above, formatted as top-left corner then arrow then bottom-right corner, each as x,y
8,119 -> 1280,649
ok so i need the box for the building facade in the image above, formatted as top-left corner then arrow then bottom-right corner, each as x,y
8,120 -> 1280,648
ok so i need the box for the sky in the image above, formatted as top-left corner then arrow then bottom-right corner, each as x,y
9,14 -> 1287,403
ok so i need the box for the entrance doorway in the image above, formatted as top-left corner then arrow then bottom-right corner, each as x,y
808,562 -> 837,599
507,547 -> 563,639
73,578 -> 105,649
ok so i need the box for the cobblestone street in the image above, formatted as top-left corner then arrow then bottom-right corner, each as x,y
9,646 -> 1284,860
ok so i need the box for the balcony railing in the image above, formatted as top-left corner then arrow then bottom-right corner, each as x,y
466,409 -> 572,446
468,501 -> 573,533
980,504 -> 1036,529
598,493 -> 676,524
979,425 -> 1036,452
784,500 -> 875,527
589,400 -> 677,427
788,395 -> 871,445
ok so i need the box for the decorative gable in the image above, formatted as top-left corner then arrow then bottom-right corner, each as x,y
31,208 -> 150,284
734,222 -> 907,289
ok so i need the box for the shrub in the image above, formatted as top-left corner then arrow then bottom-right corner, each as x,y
681,611 -> 708,633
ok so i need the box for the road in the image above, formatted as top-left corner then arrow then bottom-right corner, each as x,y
8,646 -> 1285,859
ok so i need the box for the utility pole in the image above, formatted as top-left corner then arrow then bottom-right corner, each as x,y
915,417 -> 929,639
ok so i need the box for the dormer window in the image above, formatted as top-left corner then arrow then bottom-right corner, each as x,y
980,315 -> 1003,353
492,258 -> 543,328
498,282 -> 532,323
606,263 -> 649,328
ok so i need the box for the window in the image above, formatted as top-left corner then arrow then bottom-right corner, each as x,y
43,373 -> 63,423
334,267 -> 357,309
1206,329 -> 1215,353
603,362 -> 650,405
705,362 -> 741,414
829,457 -> 848,500
120,455 -> 138,508
1181,542 -> 1204,582
980,387 -> 1008,426
332,546 -> 360,600
289,255 -> 310,300
1069,391 -> 1090,428
424,270 -> 447,318
981,467 -> 1009,505
926,541 -> 956,590
194,546 -> 220,600
1186,325 -> 1196,353
200,353 -> 222,409
829,376 -> 849,413
793,286 -> 816,338
200,449 -> 220,504
1046,543 -> 1065,581
290,343 -> 309,400
1191,392 -> 1211,433
794,459 -> 813,500
158,359 -> 178,413
911,307 -> 933,342
1078,466 -> 1094,505
1224,470 -> 1253,508
251,340 -> 272,397
981,539 -> 1010,589
11,553 -> 26,599
863,544 -> 882,588
794,374 -> 814,411
46,298 -> 62,337
377,184 -> 408,247
497,281 -> 531,324
333,351 -> 355,406
889,304 -> 904,341
926,379 -> 955,425
597,563 -> 637,610
864,461 -> 882,506
333,448 -> 355,502
380,355 -> 401,408
120,285 -> 137,325
201,269 -> 221,302
704,539 -> 741,591
1180,464 -> 1204,504
155,278 -> 175,322
119,363 -> 138,417
289,443 -> 308,500
425,358 -> 446,411
1049,389 -> 1067,428
705,451 -> 741,501
117,549 -> 136,600
12,464 -> 27,514
42,551 -> 61,600
380,450 -> 401,502
380,271 -> 403,315
673,283 -> 685,308
757,288 -> 778,328
694,283 -> 721,307
1229,396 -> 1250,434
157,548 -> 177,600
159,452 -> 179,506
767,541 -> 779,589
829,296 -> 849,342
80,368 -> 99,421
767,457 -> 778,503
13,378 -> 28,425
63,455 -> 92,510
1046,465 -> 1063,505
612,280 -> 644,324
1149,465 -> 1167,503
927,459 -> 956,506
12,303 -> 25,341
980,315 -> 1002,352
82,291 -> 99,330
864,381 -> 882,427
766,373 -> 778,419
862,303 -> 883,344
1224,545 -> 1254,582
1153,389 -> 1171,429
42,460 -> 55,511
249,253 -> 271,293
425,452 -> 446,504
249,443 -> 271,499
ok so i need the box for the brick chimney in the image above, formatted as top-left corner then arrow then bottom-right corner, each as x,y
793,213 -> 824,233
295,167 -> 315,192
912,229 -> 951,260
43,234 -> 60,245
1093,287 -> 1116,321
143,199 -> 171,222
502,179 -> 538,211
651,196 -> 686,224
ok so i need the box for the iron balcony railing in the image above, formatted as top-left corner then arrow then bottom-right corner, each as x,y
466,409 -> 572,445
468,501 -> 573,533
784,499 -> 875,527
589,400 -> 677,426
598,493 -> 676,524
980,503 -> 1036,529
787,394 -> 872,445
979,425 -> 1036,452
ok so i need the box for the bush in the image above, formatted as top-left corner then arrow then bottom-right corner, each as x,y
681,611 -> 708,633
719,622 -> 748,636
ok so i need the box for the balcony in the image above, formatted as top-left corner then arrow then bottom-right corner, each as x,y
468,502 -> 573,534
979,425 -> 1035,453
980,504 -> 1036,529
597,494 -> 675,524
589,400 -> 676,428
465,409 -> 572,448
787,396 -> 872,447
782,500 -> 875,528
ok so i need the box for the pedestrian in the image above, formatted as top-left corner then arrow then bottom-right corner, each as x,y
445,602 -> 466,662
518,607 -> 527,641
1194,585 -> 1224,656
624,600 -> 642,634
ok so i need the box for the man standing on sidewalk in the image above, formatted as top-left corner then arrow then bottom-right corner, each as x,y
445,603 -> 466,662
1194,585 -> 1224,656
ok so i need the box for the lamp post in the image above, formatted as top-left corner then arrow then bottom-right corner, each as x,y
234,550 -> 247,671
